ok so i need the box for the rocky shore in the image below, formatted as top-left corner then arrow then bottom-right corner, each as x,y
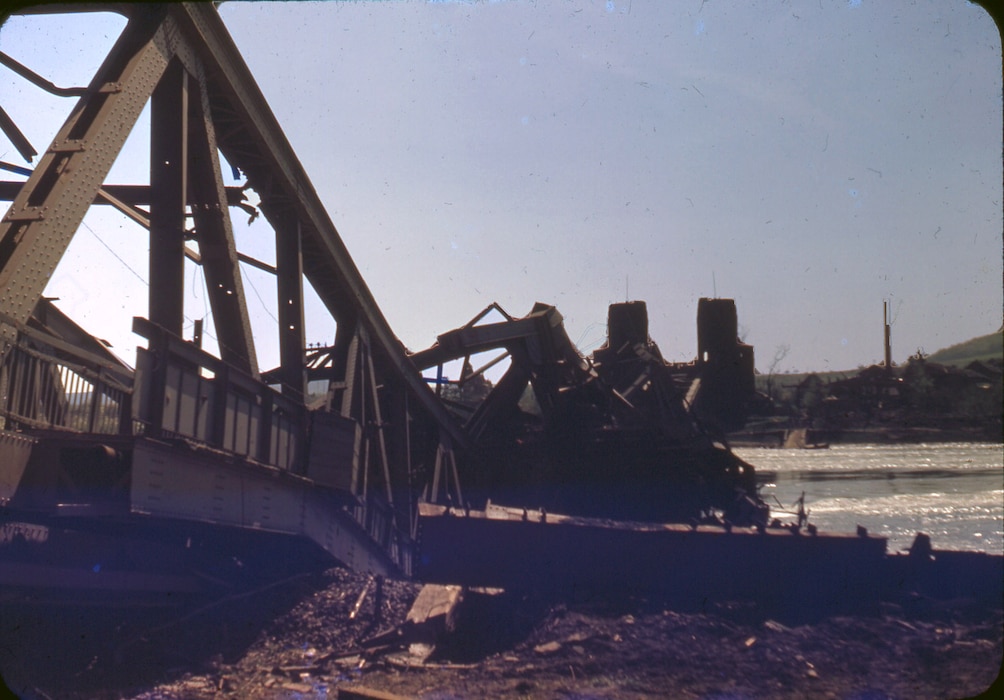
2,567 -> 1000,699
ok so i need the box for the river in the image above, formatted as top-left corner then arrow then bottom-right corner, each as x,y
734,442 -> 1004,555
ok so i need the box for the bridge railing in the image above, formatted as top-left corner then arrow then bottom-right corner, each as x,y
1,319 -> 414,572
132,317 -> 304,472
0,340 -> 133,435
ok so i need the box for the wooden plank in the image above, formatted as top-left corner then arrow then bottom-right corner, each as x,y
404,583 -> 464,644
337,686 -> 413,700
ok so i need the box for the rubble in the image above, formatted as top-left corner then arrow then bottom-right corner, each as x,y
1,566 -> 1000,699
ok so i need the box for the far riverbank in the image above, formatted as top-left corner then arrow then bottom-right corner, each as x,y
730,425 -> 1002,449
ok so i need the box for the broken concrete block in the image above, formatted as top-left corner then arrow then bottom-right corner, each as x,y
404,583 -> 465,644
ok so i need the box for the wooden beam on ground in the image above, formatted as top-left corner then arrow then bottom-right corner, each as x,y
404,583 -> 465,645
337,686 -> 413,700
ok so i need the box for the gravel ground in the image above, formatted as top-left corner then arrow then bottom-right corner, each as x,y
1,567 -> 1000,699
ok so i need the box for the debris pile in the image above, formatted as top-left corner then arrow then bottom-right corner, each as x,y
3,567 -> 999,699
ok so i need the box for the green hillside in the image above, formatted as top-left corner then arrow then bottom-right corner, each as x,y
926,330 -> 1003,367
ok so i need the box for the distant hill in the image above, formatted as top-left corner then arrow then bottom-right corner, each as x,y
926,330 -> 1004,367
753,330 -> 1003,393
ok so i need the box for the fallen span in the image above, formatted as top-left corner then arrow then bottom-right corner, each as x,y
416,503 -> 1003,616
407,298 -> 763,528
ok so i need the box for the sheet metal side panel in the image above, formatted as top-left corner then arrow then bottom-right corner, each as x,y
302,492 -> 398,577
132,440 -> 305,533
131,441 -> 246,528
416,508 -> 888,608
130,440 -> 399,575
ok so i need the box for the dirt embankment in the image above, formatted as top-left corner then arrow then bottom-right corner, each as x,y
1,567 -> 1001,699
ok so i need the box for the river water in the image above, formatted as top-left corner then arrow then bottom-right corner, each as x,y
734,443 -> 1004,555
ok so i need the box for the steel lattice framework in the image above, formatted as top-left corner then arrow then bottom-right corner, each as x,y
0,2 -> 466,579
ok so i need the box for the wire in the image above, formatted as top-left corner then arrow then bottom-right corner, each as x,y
82,220 -> 220,345
240,261 -> 279,324
69,221 -> 266,369
82,219 -> 148,286
193,262 -> 210,322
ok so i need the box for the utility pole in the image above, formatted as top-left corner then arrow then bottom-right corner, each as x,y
883,301 -> 892,372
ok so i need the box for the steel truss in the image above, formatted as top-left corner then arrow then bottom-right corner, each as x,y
0,3 -> 462,578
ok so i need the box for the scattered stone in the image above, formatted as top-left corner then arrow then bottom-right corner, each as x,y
1,565 -> 1000,700
406,642 -> 435,662
533,641 -> 562,655
763,619 -> 790,633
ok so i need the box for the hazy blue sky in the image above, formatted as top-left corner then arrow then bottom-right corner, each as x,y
1,1 -> 1001,376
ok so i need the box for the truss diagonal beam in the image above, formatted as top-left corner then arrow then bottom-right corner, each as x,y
0,2 -> 466,450
187,63 -> 258,377
169,3 -> 468,448
0,8 -> 174,337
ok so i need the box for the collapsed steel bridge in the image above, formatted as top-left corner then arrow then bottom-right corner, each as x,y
0,2 -> 474,594
3,3 -> 998,609
0,2 -> 764,596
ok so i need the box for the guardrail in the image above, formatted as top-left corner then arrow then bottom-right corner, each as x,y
0,340 -> 132,434
1,317 -> 413,573
132,317 -> 304,472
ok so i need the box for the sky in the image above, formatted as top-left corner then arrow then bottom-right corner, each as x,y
0,0 -> 1001,377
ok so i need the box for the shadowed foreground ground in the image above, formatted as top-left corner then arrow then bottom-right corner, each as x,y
1,567 -> 1000,699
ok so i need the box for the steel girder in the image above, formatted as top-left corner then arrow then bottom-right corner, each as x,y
184,58 -> 259,377
0,1 -> 467,580
0,7 -> 175,344
0,182 -> 248,207
148,58 -> 188,339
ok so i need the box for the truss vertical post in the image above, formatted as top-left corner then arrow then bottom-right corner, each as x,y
403,392 -> 414,539
209,361 -> 230,448
144,322 -> 169,438
338,329 -> 361,420
431,442 -> 443,505
365,345 -> 394,508
149,58 -> 188,337
276,213 -> 306,401
384,385 -> 414,540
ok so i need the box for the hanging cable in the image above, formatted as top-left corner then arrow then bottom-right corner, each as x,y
81,219 -> 148,286
239,261 -> 279,325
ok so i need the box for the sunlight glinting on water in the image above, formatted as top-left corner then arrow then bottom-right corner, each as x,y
734,443 -> 1003,554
